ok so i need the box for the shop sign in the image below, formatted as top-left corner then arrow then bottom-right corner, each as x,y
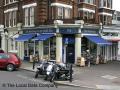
59,28 -> 78,34
23,28 -> 56,34
63,37 -> 75,44
82,28 -> 99,34
64,38 -> 68,44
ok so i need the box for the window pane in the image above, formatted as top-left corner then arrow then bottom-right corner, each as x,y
24,8 -> 29,26
57,7 -> 63,19
65,8 -> 71,19
30,7 -> 34,26
103,0 -> 107,7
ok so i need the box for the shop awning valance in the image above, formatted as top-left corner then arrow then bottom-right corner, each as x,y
85,35 -> 112,45
15,34 -> 36,42
33,34 -> 55,41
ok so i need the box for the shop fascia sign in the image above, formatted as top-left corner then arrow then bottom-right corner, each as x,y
23,28 -> 56,34
59,27 -> 78,34
23,27 -> 79,34
81,28 -> 99,34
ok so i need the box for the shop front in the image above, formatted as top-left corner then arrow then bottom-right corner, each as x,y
15,26 -> 79,63
81,28 -> 112,59
15,24 -> 113,64
102,27 -> 120,61
15,28 -> 56,61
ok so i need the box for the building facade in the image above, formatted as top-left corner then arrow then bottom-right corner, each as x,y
1,0 -> 119,64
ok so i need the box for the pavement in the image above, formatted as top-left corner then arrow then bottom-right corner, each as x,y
20,60 -> 120,90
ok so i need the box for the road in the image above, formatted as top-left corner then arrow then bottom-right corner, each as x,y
0,69 -> 95,90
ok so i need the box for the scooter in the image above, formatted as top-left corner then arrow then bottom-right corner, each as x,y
35,61 -> 55,81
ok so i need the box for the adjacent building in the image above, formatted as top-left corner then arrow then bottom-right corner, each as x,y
0,0 -> 120,64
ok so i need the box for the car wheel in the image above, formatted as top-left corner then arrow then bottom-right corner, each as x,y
7,64 -> 15,71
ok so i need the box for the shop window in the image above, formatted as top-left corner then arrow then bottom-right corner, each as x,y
43,37 -> 56,60
43,40 -> 49,55
50,37 -> 56,60
117,17 -> 120,21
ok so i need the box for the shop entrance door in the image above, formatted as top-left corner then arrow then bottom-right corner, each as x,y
66,44 -> 75,64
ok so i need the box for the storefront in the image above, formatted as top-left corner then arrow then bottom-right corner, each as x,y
102,27 -> 120,61
15,24 -> 112,64
81,28 -> 112,63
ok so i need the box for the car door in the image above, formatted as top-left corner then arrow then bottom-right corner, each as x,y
0,54 -> 8,68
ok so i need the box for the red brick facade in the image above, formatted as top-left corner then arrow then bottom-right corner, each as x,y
0,0 -> 113,27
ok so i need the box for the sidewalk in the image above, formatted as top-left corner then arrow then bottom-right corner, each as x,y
20,60 -> 120,90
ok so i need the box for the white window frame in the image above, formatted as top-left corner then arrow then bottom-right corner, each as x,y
5,13 -> 7,27
57,7 -> 64,19
9,12 -> 12,27
24,8 -> 29,26
107,0 -> 112,8
83,11 -> 94,19
103,0 -> 107,7
29,7 -> 35,26
12,11 -> 16,27
65,8 -> 71,19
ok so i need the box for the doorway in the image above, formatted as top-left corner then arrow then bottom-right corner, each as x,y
66,44 -> 75,63
63,34 -> 75,64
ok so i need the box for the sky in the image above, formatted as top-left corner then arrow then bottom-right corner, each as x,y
113,0 -> 120,11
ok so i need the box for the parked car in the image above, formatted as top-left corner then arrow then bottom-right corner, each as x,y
0,53 -> 21,71
0,49 -> 4,53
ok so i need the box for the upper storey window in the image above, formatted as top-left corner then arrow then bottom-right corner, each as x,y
78,0 -> 95,4
57,7 -> 64,19
99,0 -> 112,8
51,3 -> 72,19
107,0 -> 112,8
4,0 -> 17,5
22,3 -> 37,27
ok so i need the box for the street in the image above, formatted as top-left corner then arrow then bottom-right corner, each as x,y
0,69 -> 95,90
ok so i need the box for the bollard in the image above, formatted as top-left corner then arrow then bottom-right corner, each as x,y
69,64 -> 73,82
32,56 -> 36,70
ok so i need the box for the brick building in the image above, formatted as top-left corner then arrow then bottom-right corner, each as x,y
1,0 -> 119,64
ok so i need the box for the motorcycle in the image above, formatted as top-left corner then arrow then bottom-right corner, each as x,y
35,61 -> 73,82
48,63 -> 73,82
35,61 -> 55,81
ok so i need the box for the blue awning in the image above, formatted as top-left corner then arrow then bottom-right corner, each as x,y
15,34 -> 36,42
85,36 -> 112,45
33,34 -> 55,41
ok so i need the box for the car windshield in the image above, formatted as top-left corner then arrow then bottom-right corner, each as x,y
0,54 -> 9,59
